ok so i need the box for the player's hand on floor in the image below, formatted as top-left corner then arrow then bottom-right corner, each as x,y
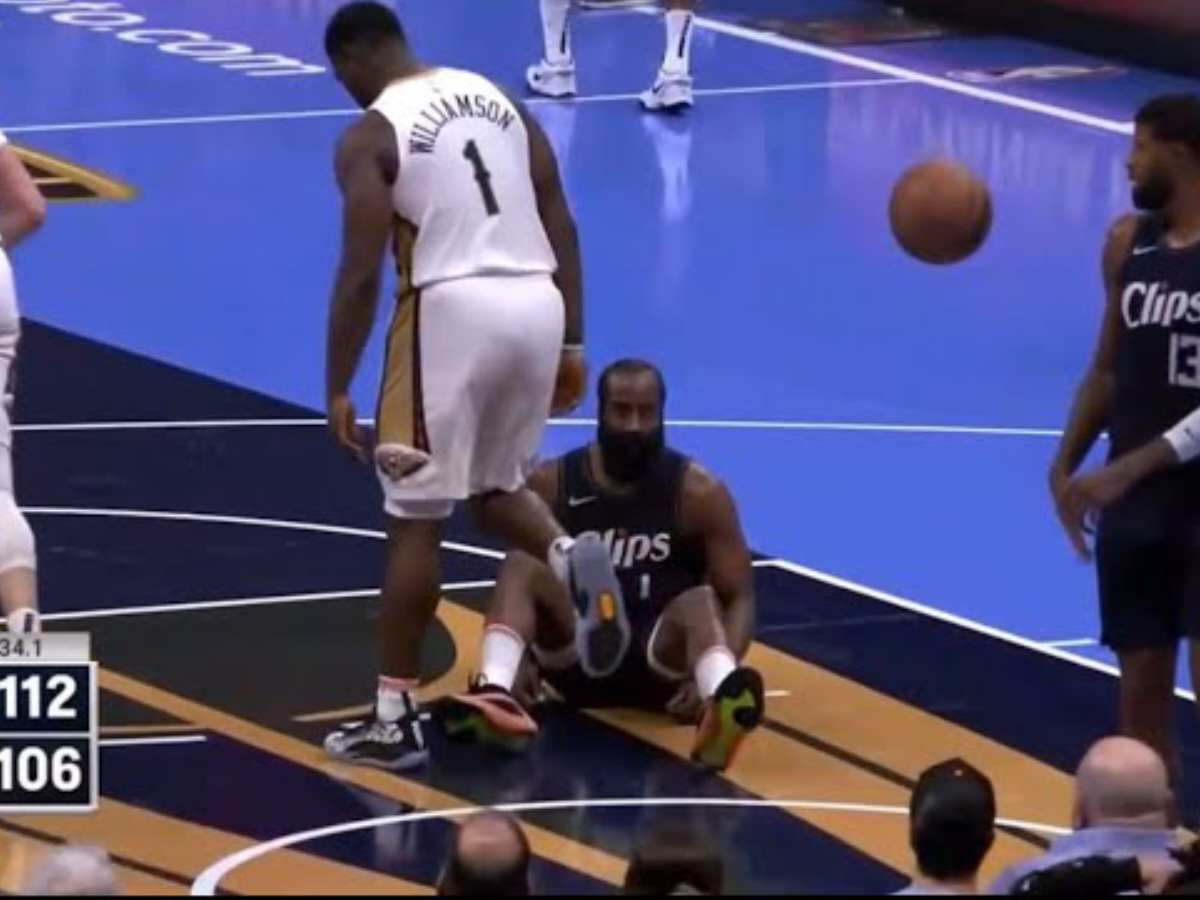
551,347 -> 586,416
327,393 -> 370,464
666,682 -> 704,725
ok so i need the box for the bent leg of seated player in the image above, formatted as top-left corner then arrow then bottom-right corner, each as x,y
650,586 -> 764,771
444,550 -> 577,750
472,491 -> 629,675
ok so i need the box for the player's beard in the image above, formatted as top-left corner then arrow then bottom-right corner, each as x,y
598,424 -> 665,484
1133,169 -> 1174,211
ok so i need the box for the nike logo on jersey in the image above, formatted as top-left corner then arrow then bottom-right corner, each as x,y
1131,245 -> 1159,256
568,496 -> 598,508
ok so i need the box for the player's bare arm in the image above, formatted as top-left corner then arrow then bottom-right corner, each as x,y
325,112 -> 399,462
0,144 -> 46,249
1050,214 -> 1137,559
525,459 -> 561,509
682,462 -> 755,659
517,104 -> 585,415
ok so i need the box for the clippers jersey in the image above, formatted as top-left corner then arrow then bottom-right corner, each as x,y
554,447 -> 707,617
1111,215 -> 1200,461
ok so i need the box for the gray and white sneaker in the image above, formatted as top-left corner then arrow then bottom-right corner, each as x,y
526,59 -> 578,99
324,711 -> 430,772
639,70 -> 694,112
563,533 -> 630,679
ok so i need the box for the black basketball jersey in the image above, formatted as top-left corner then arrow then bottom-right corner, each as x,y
1110,215 -> 1200,461
554,446 -> 707,614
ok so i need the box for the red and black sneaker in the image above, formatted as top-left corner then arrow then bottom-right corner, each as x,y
443,679 -> 539,754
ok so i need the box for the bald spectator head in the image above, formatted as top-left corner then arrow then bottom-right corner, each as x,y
22,845 -> 120,896
438,811 -> 531,897
1073,737 -> 1172,830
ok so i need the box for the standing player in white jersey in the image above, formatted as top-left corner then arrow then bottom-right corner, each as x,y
528,0 -> 698,112
321,2 -> 627,771
0,130 -> 46,635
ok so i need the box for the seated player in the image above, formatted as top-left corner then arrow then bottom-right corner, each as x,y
444,359 -> 763,771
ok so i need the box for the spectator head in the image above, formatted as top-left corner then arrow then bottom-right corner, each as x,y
1073,736 -> 1172,831
22,845 -> 121,896
438,811 -> 531,896
910,759 -> 996,886
624,821 -> 723,896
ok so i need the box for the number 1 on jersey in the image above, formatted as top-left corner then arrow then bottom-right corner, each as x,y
463,140 -> 500,217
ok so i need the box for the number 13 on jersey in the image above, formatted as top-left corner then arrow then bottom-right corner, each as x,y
0,660 -> 98,812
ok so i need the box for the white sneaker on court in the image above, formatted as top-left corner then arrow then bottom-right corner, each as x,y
526,59 -> 578,99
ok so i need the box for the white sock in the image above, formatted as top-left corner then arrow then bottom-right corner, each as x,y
540,0 -> 573,66
481,625 -> 526,691
662,10 -> 694,76
695,646 -> 737,700
376,677 -> 418,724
547,535 -> 575,585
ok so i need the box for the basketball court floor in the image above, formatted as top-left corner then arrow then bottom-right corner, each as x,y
4,0 -> 1200,893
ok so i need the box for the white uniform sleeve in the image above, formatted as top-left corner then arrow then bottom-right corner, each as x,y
1165,406 -> 1200,463
0,130 -> 7,147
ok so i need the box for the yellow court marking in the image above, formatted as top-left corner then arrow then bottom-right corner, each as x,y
12,145 -> 135,201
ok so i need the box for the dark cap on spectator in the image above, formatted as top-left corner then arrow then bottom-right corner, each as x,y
910,758 -> 996,881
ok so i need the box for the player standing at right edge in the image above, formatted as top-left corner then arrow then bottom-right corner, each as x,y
1052,95 -> 1200,793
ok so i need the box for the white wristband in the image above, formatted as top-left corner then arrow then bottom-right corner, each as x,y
1164,407 -> 1200,463
563,343 -> 584,353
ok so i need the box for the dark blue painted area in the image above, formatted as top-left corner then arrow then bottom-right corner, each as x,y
100,733 -> 607,893
425,704 -> 903,894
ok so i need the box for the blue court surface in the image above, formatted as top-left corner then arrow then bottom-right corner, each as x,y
5,0 -> 1200,894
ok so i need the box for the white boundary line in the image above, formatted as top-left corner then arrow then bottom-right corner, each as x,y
191,796 -> 1070,894
12,417 -> 1066,438
26,581 -> 497,624
758,559 -> 1196,702
0,77 -> 907,136
18,507 -> 507,562
674,12 -> 1134,136
100,735 -> 207,748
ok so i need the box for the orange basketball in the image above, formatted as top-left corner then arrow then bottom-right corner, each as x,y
889,159 -> 992,265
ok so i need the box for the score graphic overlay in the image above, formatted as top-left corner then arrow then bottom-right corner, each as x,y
0,634 -> 97,813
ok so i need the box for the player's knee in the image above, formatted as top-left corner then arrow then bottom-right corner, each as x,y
498,550 -> 543,586
0,494 -> 36,575
670,585 -> 721,623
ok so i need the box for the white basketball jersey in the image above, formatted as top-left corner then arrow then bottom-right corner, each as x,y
370,69 -> 556,290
